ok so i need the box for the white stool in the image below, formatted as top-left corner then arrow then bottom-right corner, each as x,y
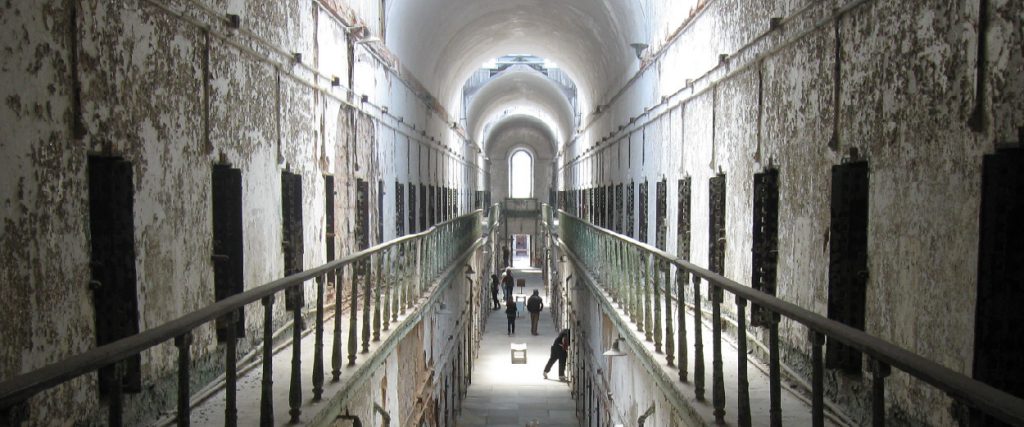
510,343 -> 527,364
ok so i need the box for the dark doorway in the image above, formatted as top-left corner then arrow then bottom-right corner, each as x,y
656,179 -> 667,250
616,183 -> 624,234
626,183 -> 635,238
826,161 -> 869,373
88,156 -> 141,395
751,169 -> 780,327
409,183 -> 417,234
396,182 -> 405,237
639,180 -> 650,243
377,180 -> 385,244
419,184 -> 428,232
677,178 -> 692,261
708,174 -> 726,275
972,148 -> 1024,426
282,171 -> 304,310
325,175 -> 336,261
213,165 -> 244,341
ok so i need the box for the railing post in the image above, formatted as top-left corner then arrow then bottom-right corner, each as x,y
175,332 -> 192,427
736,296 -> 751,427
289,285 -> 303,424
643,253 -> 652,340
107,361 -> 124,427
769,311 -> 782,427
678,267 -> 688,383
348,261 -> 360,365
664,261 -> 674,366
313,274 -> 325,401
373,252 -> 382,342
653,256 -> 663,352
332,268 -> 343,381
711,283 -> 725,424
225,311 -> 238,427
810,330 -> 825,427
260,295 -> 274,426
693,276 -> 705,401
362,257 -> 372,353
871,358 -> 891,427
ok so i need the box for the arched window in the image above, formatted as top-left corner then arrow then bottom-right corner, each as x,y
509,149 -> 533,198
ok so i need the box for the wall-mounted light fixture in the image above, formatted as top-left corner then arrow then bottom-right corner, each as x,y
293,53 -> 303,64
603,336 -> 627,357
331,76 -> 341,87
629,43 -> 649,60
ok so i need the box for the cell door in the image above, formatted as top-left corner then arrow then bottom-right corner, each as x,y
282,171 -> 304,310
88,156 -> 142,395
973,148 -> 1024,426
213,165 -> 244,340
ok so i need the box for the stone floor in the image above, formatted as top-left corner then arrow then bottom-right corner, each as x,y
456,270 -> 578,427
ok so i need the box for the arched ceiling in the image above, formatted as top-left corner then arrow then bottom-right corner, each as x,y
385,0 -> 643,121
485,115 -> 558,159
467,69 -> 574,154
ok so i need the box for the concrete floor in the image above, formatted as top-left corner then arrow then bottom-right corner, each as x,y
457,270 -> 577,427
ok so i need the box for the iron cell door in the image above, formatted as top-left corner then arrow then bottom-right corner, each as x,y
213,165 -> 244,340
396,182 -> 405,237
325,175 -> 336,261
826,161 -> 869,373
88,156 -> 142,395
677,178 -> 692,261
656,179 -> 667,250
282,171 -> 304,310
751,169 -> 780,327
973,148 -> 1024,426
708,174 -> 727,275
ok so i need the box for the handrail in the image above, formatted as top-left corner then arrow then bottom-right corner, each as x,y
553,206 -> 1024,425
0,208 -> 488,424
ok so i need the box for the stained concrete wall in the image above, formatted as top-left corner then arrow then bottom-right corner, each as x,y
0,0 -> 478,423
561,0 -> 1022,424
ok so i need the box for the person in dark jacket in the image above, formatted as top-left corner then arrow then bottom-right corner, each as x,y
526,290 -> 544,335
505,299 -> 518,335
544,329 -> 570,380
490,274 -> 501,309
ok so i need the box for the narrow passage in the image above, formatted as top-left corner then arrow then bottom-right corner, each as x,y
457,270 -> 576,427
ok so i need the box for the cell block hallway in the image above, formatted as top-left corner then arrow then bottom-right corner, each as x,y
1,0 -> 1023,426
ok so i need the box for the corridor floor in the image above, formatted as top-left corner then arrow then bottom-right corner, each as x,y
457,270 -> 577,427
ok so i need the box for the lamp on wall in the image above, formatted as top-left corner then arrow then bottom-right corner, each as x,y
603,336 -> 627,357
629,43 -> 649,60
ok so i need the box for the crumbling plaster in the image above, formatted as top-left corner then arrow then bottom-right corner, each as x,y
562,0 -> 1022,424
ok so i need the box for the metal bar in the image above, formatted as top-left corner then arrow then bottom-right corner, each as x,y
665,261 -> 674,366
260,296 -> 274,427
289,290 -> 303,423
693,276 -> 705,401
872,359 -> 891,427
313,275 -> 325,401
643,253 -> 652,341
362,257 -> 372,353
175,333 -> 191,427
678,267 -> 688,382
107,362 -> 123,427
711,283 -> 725,423
653,256 -> 663,352
348,260 -> 360,365
811,330 -> 825,427
736,296 -> 751,427
769,313 -> 782,427
332,268 -> 343,381
225,312 -> 238,427
373,252 -> 382,342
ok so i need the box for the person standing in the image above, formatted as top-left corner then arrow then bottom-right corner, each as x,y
526,290 -> 544,335
505,298 -> 518,335
490,274 -> 501,309
501,267 -> 514,302
544,329 -> 570,380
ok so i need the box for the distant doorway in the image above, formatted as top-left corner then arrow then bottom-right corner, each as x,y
511,234 -> 531,268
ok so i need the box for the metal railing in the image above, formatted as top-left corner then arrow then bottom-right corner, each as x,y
556,208 -> 1024,426
0,209 -> 485,426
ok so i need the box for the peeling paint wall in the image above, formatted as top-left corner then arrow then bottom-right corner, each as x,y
563,0 -> 1022,424
0,0 -> 478,424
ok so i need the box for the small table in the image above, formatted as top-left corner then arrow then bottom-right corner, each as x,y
510,343 -> 527,364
